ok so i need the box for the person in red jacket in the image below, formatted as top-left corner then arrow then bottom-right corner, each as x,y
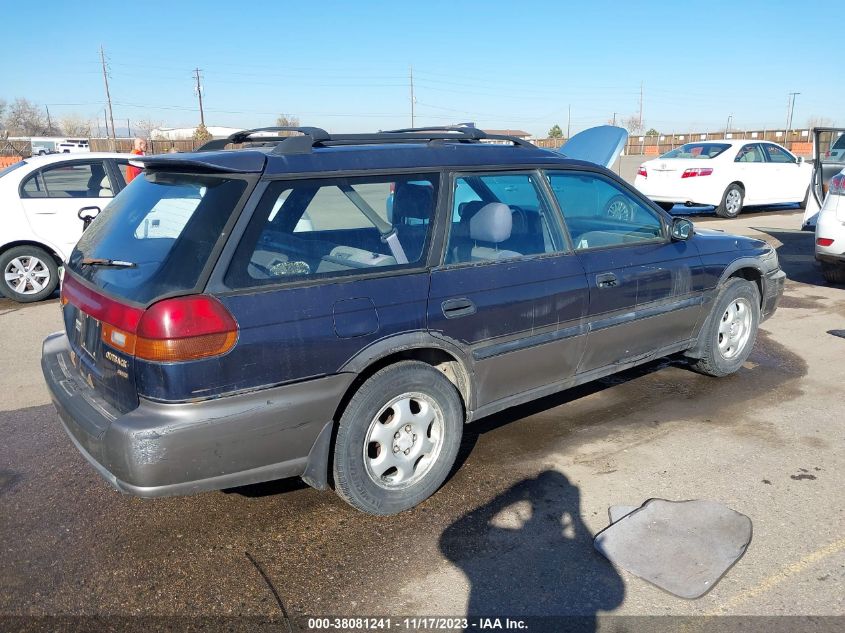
125,137 -> 147,183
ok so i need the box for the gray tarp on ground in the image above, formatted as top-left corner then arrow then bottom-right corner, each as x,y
594,499 -> 752,599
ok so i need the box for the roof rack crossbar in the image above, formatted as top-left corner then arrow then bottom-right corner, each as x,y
196,126 -> 330,152
196,125 -> 536,155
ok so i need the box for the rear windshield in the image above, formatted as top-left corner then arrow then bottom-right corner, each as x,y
661,143 -> 730,159
68,172 -> 248,304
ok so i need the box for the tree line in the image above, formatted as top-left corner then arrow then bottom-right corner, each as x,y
0,97 -> 95,137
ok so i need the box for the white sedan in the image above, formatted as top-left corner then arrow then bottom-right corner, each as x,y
0,152 -> 132,302
634,140 -> 812,218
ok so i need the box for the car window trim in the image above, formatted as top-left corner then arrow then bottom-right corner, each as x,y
434,168 -> 572,270
542,168 -> 670,253
209,171 -> 443,294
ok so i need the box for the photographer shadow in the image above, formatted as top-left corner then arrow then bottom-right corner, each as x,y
439,471 -> 624,633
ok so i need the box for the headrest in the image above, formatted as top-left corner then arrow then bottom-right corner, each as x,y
100,176 -> 111,190
392,183 -> 433,224
458,200 -> 487,220
470,202 -> 512,244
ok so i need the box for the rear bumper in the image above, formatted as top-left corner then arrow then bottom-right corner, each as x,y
42,332 -> 354,497
761,268 -> 786,321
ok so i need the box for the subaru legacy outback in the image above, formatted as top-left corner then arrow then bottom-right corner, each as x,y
42,125 -> 785,514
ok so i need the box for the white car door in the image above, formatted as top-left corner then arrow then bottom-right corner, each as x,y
732,143 -> 770,204
18,159 -> 115,258
762,143 -> 809,202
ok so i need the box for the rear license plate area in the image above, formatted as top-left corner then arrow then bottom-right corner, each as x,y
78,312 -> 101,358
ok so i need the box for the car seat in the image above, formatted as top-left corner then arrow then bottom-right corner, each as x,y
464,202 -> 522,262
390,182 -> 434,262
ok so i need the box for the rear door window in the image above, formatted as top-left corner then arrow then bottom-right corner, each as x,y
225,174 -> 439,288
21,161 -> 114,198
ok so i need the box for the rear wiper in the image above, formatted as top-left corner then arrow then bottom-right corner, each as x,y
80,257 -> 137,268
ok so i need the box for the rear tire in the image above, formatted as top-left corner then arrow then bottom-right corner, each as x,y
689,278 -> 760,377
821,262 -> 845,284
716,184 -> 744,218
0,245 -> 59,303
333,361 -> 463,515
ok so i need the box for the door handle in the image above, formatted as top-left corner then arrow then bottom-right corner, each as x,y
596,272 -> 618,288
441,298 -> 476,319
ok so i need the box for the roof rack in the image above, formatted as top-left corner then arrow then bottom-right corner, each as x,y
195,125 -> 535,155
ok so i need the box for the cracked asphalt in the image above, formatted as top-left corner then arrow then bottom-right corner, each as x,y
1,209 -> 843,629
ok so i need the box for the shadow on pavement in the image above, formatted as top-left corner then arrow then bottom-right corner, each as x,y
750,226 -> 822,285
439,470 -> 624,631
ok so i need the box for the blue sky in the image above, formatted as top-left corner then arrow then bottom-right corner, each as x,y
1,0 -> 839,136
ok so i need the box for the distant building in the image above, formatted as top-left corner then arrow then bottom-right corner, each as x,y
150,126 -> 244,141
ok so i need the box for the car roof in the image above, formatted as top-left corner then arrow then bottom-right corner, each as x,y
141,142 -> 594,176
680,139 -> 785,148
23,152 -> 133,167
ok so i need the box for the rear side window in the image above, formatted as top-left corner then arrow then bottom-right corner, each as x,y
546,171 -> 663,250
226,174 -> 439,288
68,173 -> 248,304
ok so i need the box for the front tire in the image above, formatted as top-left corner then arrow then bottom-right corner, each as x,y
689,278 -> 760,377
0,246 -> 59,303
333,361 -> 463,515
716,184 -> 744,218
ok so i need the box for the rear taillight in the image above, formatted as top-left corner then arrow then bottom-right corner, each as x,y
61,275 -> 237,362
134,296 -> 238,362
637,166 -> 647,178
681,168 -> 713,178
829,173 -> 845,195
817,237 -> 835,247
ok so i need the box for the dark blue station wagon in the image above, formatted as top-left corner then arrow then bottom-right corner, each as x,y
42,126 -> 785,514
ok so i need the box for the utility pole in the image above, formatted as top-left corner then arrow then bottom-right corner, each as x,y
100,46 -> 116,149
786,92 -> 800,141
103,111 -> 110,139
567,104 -> 571,139
612,112 -> 617,126
638,81 -> 643,129
194,68 -> 206,127
409,65 -> 415,128
126,119 -> 130,138
45,105 -> 54,135
725,114 -> 733,137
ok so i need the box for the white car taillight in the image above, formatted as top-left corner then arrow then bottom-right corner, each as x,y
681,168 -> 713,179
829,173 -> 845,196
637,166 -> 647,178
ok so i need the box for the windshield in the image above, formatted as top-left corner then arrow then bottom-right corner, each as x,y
661,143 -> 730,159
68,172 -> 248,304
0,160 -> 26,178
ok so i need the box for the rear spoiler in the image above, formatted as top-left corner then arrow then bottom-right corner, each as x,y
132,150 -> 266,174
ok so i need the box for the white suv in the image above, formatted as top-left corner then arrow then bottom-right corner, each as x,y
0,153 -> 132,302
816,169 -> 845,283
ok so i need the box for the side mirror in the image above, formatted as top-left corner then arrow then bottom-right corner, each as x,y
78,206 -> 101,231
670,217 -> 694,241
797,156 -> 804,164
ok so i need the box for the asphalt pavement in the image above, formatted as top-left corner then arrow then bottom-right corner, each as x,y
1,208 -> 843,630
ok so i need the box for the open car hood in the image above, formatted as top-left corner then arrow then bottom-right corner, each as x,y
555,125 -> 628,169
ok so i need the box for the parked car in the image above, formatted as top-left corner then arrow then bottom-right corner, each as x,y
55,139 -> 90,153
802,127 -> 845,231
31,144 -> 54,156
635,140 -> 812,218
0,152 -> 134,302
814,168 -> 845,282
42,125 -> 784,515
